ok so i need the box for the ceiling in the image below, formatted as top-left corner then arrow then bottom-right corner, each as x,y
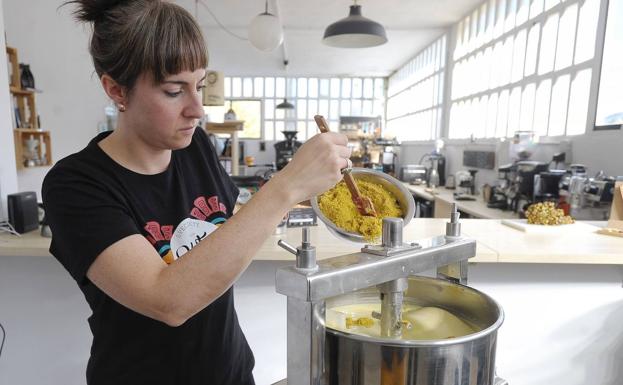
175,0 -> 483,77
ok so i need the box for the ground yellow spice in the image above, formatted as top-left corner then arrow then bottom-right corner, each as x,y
318,180 -> 403,242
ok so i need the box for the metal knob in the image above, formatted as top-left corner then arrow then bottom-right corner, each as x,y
446,203 -> 461,238
277,227 -> 317,271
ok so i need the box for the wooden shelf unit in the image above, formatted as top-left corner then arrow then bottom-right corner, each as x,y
6,46 -> 51,168
13,129 -> 52,169
204,120 -> 244,176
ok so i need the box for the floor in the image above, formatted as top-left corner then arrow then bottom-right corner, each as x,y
2,255 -> 623,385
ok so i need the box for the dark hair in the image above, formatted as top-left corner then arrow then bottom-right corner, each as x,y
65,0 -> 208,90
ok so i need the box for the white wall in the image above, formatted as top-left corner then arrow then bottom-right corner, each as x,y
3,0 -> 109,199
0,0 -> 19,220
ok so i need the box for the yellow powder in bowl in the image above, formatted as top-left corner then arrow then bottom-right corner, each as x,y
318,180 -> 403,241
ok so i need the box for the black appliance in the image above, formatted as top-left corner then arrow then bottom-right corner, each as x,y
534,170 -> 566,202
421,154 -> 446,187
274,131 -> 302,170
8,191 -> 39,233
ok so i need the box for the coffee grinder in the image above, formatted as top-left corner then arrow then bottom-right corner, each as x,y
274,131 -> 303,171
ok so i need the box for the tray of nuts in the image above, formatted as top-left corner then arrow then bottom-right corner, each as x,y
501,202 -> 580,233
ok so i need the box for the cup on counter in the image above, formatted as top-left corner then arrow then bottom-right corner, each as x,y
245,156 -> 255,167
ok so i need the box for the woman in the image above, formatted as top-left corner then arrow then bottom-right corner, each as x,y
43,1 -> 351,384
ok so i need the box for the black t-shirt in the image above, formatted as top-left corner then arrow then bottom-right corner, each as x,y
42,129 -> 254,385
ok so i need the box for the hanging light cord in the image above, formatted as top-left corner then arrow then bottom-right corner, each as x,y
197,0 -> 248,41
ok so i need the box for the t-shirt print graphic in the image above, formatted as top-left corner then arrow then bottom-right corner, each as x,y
143,195 -> 229,264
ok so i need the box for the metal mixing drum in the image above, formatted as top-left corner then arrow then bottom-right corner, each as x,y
274,202 -> 507,385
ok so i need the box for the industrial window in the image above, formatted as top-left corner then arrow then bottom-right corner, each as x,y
386,35 -> 447,142
220,76 -> 385,141
449,0 -> 601,139
594,0 -> 623,129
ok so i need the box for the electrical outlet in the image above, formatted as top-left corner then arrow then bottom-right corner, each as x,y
259,141 -> 265,151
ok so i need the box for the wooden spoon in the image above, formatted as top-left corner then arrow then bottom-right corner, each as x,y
313,115 -> 377,217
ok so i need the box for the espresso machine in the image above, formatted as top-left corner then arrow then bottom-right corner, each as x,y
559,165 -> 616,220
274,206 -> 506,385
275,131 -> 303,170
508,161 -> 549,213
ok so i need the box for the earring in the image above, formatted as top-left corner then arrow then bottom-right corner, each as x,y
117,103 -> 126,112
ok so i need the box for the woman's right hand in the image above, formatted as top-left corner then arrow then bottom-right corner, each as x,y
271,132 -> 351,205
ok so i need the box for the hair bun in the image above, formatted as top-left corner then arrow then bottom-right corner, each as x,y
67,0 -> 131,23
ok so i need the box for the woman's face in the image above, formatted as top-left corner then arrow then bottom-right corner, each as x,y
125,68 -> 206,150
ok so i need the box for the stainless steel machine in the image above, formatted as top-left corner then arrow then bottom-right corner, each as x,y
274,205 -> 505,385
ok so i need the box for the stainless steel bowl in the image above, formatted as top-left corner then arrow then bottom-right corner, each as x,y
324,276 -> 505,385
311,168 -> 416,243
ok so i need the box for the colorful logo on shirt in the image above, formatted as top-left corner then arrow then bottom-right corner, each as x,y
143,195 -> 229,264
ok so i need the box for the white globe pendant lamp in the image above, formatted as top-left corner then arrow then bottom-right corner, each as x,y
249,0 -> 284,52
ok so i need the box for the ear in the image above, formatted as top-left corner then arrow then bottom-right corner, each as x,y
100,74 -> 128,107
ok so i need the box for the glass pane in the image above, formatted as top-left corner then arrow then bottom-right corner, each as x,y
308,78 -> 318,98
463,15 -> 471,54
288,79 -> 296,100
501,36 -> 514,86
449,102 -> 459,138
491,42 -> 504,88
516,0 -> 529,25
362,100 -> 373,116
305,100 -> 316,117
496,89 -> 510,137
512,29 -> 527,83
232,100 -> 261,139
478,3 -> 487,48
533,79 -> 552,136
351,100 -> 362,116
340,100 -> 351,116
265,77 -> 274,97
494,0 -> 506,38
538,13 -> 559,75
297,100 -> 307,120
224,77 -> 231,98
319,79 -> 330,97
508,86 -> 522,136
275,121 -> 285,141
341,78 -> 351,98
264,120 -> 274,141
438,75 -> 444,105
374,78 -> 385,98
519,83 -> 536,131
530,0 -> 544,19
477,95 -> 489,138
574,0 -> 599,64
264,99 -> 274,119
275,77 -> 285,98
595,0 -> 623,126
297,121 -> 307,141
318,99 -> 329,119
330,100 -> 339,119
548,74 -> 571,136
243,78 -> 253,97
486,93 -> 499,137
330,78 -> 341,97
544,0 -> 559,12
486,0 -> 496,42
297,78 -> 307,98
232,77 -> 242,97
253,77 -> 263,97
352,78 -> 363,98
567,69 -> 592,135
555,4 -> 578,71
373,100 -> 384,117
275,106 -> 284,120
505,0 -> 517,33
524,23 -> 540,76
363,78 -> 374,98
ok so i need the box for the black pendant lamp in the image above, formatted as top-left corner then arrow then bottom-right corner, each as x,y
276,99 -> 295,109
323,1 -> 387,48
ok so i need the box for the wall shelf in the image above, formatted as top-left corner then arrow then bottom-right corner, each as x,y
13,130 -> 52,169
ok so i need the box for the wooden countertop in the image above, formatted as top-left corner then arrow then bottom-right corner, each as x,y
2,219 -> 621,264
404,183 -> 518,220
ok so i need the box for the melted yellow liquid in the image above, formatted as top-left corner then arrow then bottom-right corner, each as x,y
327,303 -> 477,340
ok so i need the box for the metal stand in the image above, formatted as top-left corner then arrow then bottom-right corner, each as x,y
276,205 -> 478,385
